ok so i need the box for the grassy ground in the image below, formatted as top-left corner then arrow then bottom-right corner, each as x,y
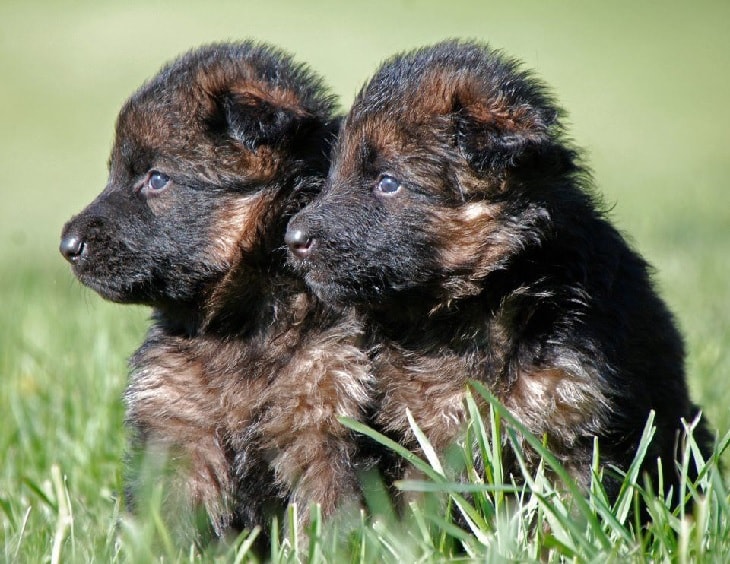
1,1 -> 728,561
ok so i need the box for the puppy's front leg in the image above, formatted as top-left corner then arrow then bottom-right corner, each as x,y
125,347 -> 235,537
259,341 -> 372,534
280,433 -> 362,530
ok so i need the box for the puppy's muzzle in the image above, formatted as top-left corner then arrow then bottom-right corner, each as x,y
285,223 -> 317,259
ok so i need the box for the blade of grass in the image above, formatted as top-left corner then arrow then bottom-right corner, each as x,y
489,400 -> 505,512
232,526 -> 261,564
149,488 -> 176,560
12,506 -> 32,563
613,411 -> 655,524
396,480 -> 522,495
406,409 -> 444,475
50,465 -> 71,564
465,390 -> 491,473
464,391 -> 497,521
21,476 -> 57,512
269,516 -> 281,563
406,500 -> 434,549
0,497 -> 15,529
287,503 -> 298,557
423,511 -> 480,553
307,503 -> 322,564
339,417 -> 448,485
359,468 -> 398,524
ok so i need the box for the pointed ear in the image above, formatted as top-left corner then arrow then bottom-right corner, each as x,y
220,89 -> 304,151
453,89 -> 552,174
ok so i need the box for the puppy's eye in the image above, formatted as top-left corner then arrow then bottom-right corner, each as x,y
147,171 -> 170,191
375,175 -> 401,196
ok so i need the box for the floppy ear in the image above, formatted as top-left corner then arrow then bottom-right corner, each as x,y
220,90 -> 304,151
453,90 -> 551,174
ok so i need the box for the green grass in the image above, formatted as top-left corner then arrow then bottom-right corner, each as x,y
1,0 -> 729,561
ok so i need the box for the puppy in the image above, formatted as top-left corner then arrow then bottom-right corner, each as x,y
60,42 -> 372,540
286,40 -> 712,504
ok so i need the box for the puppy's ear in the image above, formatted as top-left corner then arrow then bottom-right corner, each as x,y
452,85 -> 554,174
219,89 -> 305,151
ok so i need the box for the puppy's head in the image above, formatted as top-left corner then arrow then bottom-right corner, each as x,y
61,42 -> 337,309
287,40 -> 577,308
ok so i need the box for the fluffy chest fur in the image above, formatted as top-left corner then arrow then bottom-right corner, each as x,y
125,296 -> 372,534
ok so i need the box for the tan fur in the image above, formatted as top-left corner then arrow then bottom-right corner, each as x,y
209,192 -> 276,266
374,348 -> 468,455
415,70 -> 545,138
433,203 -> 508,276
228,82 -> 307,117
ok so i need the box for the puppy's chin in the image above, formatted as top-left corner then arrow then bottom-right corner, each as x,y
298,269 -> 360,308
290,253 -> 415,310
72,270 -> 151,305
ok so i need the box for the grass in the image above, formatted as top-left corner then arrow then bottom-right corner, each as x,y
1,0 -> 729,561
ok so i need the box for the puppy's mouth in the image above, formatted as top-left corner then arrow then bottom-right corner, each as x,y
298,263 -> 384,309
285,251 -> 347,301
61,247 -> 151,304
304,272 -> 355,307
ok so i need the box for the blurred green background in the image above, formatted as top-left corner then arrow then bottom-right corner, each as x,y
0,1 -> 728,553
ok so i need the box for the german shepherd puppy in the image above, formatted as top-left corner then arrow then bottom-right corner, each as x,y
286,40 -> 712,504
60,42 -> 371,540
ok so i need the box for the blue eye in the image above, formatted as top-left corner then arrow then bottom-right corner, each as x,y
376,175 -> 401,195
147,171 -> 170,191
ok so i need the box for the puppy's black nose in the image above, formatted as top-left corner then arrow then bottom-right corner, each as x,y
285,226 -> 316,259
59,234 -> 85,262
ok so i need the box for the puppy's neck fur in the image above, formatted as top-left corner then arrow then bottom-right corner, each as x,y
154,172 -> 316,339
364,202 -> 615,359
152,271 -> 306,340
